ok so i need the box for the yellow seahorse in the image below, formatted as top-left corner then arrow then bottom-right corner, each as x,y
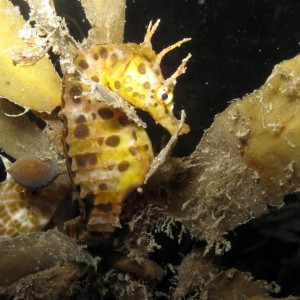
60,20 -> 191,234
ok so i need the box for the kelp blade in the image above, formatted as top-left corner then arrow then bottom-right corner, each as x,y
0,0 -> 61,112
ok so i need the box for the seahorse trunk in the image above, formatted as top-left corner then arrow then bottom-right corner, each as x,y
61,74 -> 153,233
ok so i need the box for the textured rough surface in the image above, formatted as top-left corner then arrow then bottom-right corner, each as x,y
81,0 -> 126,45
0,230 -> 96,290
4,263 -> 93,300
173,250 -> 218,299
237,57 -> 300,200
165,119 -> 267,249
173,250 -> 281,299
204,269 -> 279,300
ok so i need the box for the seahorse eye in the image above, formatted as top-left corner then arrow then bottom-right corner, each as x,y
155,86 -> 173,105
161,93 -> 168,100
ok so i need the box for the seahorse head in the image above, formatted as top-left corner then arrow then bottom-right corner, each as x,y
72,20 -> 191,135
112,20 -> 191,135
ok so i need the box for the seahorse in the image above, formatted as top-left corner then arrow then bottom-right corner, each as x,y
60,20 -> 191,236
